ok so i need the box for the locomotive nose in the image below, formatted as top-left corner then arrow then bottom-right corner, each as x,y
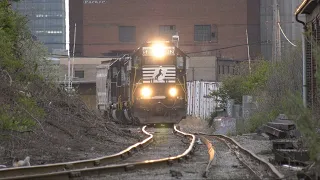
154,103 -> 164,115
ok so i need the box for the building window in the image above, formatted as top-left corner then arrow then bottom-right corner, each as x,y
119,26 -> 136,42
194,25 -> 217,42
75,70 -> 84,78
211,24 -> 218,42
159,25 -> 176,39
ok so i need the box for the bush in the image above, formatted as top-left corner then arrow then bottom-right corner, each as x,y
210,60 -> 271,109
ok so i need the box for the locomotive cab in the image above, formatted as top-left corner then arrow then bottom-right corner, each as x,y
130,41 -> 188,125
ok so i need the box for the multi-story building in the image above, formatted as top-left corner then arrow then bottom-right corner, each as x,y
68,0 -> 261,83
71,0 -> 261,61
11,0 -> 69,53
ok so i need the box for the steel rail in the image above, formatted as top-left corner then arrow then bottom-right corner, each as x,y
0,125 -> 153,180
0,125 -> 195,180
199,136 -> 215,178
195,133 -> 284,180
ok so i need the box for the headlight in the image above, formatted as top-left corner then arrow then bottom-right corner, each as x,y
141,87 -> 152,97
152,43 -> 165,58
169,87 -> 177,97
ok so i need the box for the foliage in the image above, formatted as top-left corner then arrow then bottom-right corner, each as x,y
0,0 -> 51,133
212,28 -> 320,161
210,60 -> 271,108
281,93 -> 320,161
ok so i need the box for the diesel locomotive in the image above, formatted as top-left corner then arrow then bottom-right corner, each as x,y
96,40 -> 188,125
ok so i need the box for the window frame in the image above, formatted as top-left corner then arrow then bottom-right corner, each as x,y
118,26 -> 136,43
74,70 -> 84,78
159,25 -> 176,39
194,24 -> 218,42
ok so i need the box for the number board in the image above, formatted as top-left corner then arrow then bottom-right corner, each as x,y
142,47 -> 175,56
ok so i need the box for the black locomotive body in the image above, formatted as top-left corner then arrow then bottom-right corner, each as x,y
96,41 -> 188,125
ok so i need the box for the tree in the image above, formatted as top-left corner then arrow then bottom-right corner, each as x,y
0,0 -> 48,133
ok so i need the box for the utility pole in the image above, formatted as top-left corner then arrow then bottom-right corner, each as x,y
67,44 -> 71,91
71,23 -> 76,88
246,29 -> 251,74
273,0 -> 281,61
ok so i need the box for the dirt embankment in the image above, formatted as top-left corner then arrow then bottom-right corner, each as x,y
0,70 -> 143,167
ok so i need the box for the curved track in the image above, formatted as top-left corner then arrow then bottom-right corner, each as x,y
0,125 -> 195,180
197,133 -> 284,180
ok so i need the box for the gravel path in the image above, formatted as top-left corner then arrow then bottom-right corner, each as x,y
207,138 -> 255,179
232,134 -> 273,162
232,134 -> 299,180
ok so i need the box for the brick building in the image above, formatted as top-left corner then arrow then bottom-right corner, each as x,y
71,0 -> 261,62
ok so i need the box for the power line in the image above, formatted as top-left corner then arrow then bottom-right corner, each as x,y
50,41 -> 270,58
185,41 -> 270,55
278,22 -> 297,47
41,36 -> 265,46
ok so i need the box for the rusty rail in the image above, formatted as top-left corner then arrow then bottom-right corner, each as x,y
199,136 -> 215,178
0,125 -> 195,180
0,125 -> 153,180
195,133 -> 284,180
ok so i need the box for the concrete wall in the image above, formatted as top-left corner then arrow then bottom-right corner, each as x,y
58,57 -> 112,110
58,57 -> 113,83
187,56 -> 217,81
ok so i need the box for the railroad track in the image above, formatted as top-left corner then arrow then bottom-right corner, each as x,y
197,133 -> 285,180
0,125 -> 195,180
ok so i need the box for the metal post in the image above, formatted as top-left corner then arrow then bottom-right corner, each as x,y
67,49 -> 71,90
71,23 -> 76,88
277,3 -> 281,59
273,0 -> 281,61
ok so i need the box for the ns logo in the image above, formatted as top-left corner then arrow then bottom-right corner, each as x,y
154,69 -> 163,81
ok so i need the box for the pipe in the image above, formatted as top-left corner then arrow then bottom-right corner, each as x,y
295,13 -> 308,108
295,14 -> 307,28
302,33 -> 307,108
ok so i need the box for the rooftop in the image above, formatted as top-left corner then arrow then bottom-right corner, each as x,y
295,0 -> 318,15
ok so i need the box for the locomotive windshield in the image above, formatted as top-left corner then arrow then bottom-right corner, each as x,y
141,42 -> 178,66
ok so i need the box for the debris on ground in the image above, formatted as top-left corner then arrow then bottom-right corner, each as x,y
0,70 -> 143,167
170,170 -> 183,178
13,156 -> 30,167
212,116 -> 236,135
255,114 -> 310,167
